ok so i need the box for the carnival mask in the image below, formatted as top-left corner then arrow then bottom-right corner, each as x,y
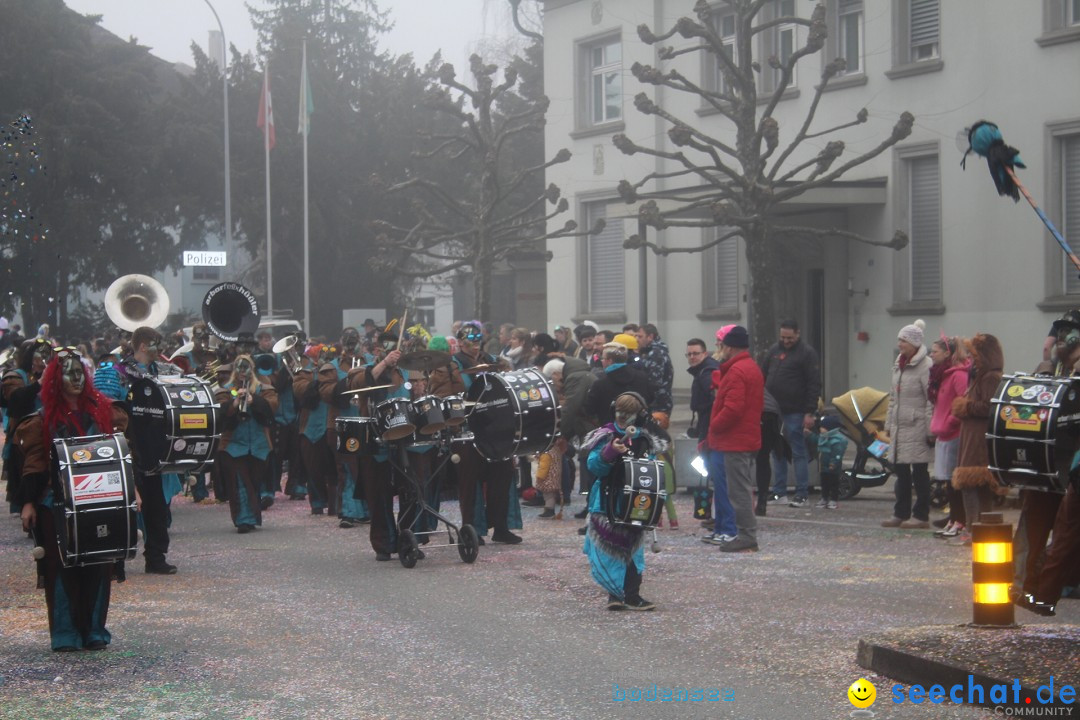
60,353 -> 85,394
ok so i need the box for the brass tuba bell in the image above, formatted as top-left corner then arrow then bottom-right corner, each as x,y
104,274 -> 170,332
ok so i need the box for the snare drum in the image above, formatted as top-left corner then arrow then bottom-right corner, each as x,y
128,376 -> 219,474
987,374 -> 1080,493
51,434 -> 138,567
413,395 -> 446,435
464,368 -> 559,461
607,457 -> 667,529
376,397 -> 416,441
440,395 -> 467,427
335,417 -> 379,455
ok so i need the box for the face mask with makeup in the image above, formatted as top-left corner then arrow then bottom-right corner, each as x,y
61,355 -> 86,394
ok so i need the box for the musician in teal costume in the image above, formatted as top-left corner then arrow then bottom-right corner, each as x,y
582,392 -> 666,611
324,328 -> 370,528
293,347 -> 334,515
215,356 -> 278,533
16,350 -> 127,650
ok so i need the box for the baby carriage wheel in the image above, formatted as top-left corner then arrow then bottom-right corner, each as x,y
929,480 -> 949,509
458,524 -> 479,564
398,529 -> 420,568
838,471 -> 860,501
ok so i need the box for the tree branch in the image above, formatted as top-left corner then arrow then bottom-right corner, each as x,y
771,224 -> 909,250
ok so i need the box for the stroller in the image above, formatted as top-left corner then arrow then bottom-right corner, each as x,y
829,387 -> 949,507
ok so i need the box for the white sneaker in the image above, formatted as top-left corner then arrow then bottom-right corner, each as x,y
814,498 -> 829,508
767,495 -> 789,505
826,500 -> 837,510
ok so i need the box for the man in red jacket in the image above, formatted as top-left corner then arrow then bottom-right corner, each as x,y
707,326 -> 764,552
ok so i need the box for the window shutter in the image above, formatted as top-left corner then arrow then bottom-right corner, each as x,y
704,228 -> 739,310
586,204 -> 625,312
910,0 -> 939,48
1064,136 -> 1080,293
909,156 -> 941,301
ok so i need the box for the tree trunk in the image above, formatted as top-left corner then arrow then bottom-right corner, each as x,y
744,227 -> 776,362
473,254 -> 492,322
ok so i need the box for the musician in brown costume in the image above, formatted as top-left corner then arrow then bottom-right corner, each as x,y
293,345 -> 337,516
16,350 -> 128,650
214,355 -> 279,533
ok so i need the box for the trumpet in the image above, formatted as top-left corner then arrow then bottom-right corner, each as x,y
272,334 -> 304,376
236,378 -> 250,419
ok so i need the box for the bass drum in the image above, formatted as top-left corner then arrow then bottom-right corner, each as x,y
607,457 -> 667,529
128,376 -> 220,474
335,417 -> 379,456
464,368 -> 559,461
51,434 -> 138,567
987,374 -> 1079,494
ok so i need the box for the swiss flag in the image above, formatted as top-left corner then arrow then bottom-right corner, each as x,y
257,66 -> 276,151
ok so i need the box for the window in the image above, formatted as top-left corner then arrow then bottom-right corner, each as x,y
1070,0 -> 1080,24
704,11 -> 737,96
773,0 -> 799,87
837,0 -> 863,74
414,296 -> 436,328
1062,135 -> 1080,293
909,0 -> 939,60
1038,0 -> 1080,46
908,155 -> 941,302
703,228 -> 740,312
581,202 -> 624,313
193,266 -> 221,282
587,39 -> 622,125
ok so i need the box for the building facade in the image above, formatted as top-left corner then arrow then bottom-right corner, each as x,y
543,0 -> 1080,399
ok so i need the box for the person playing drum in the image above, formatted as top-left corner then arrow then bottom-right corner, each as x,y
580,391 -> 669,611
15,349 -> 129,651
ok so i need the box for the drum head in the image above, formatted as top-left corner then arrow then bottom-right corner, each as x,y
128,376 -> 218,473
465,369 -> 558,461
377,398 -> 416,441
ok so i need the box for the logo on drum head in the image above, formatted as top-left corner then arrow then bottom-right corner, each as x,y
144,386 -> 153,397
519,390 -> 530,401
96,524 -> 109,538
1007,384 -> 1025,398
634,495 -> 652,510
193,441 -> 210,455
72,449 -> 93,462
346,438 -> 360,452
179,390 -> 196,402
96,446 -> 115,459
180,413 -> 208,429
173,439 -> 187,452
528,388 -> 541,401
638,475 -> 653,488
1038,391 -> 1054,405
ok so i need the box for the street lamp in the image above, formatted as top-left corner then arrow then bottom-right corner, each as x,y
202,0 -> 232,252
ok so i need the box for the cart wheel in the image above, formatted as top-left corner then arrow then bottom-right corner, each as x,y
398,529 -> 420,568
929,479 -> 949,509
458,524 -> 479,564
837,471 -> 860,501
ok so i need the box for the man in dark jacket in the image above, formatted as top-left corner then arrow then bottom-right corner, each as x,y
686,338 -> 719,440
761,320 -> 821,508
584,342 -> 653,426
635,323 -> 674,426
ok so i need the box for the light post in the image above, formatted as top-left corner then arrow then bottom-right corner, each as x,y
202,0 -> 232,254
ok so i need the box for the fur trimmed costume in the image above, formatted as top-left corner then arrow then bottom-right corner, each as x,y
951,334 -> 1005,493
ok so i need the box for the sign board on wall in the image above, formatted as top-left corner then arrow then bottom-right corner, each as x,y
183,251 -> 227,267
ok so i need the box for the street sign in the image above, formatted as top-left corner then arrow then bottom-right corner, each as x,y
183,251 -> 226,267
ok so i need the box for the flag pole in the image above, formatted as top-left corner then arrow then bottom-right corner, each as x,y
264,62 -> 274,315
302,40 -> 311,335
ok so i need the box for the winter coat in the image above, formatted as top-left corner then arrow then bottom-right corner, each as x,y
929,361 -> 970,442
639,339 -> 674,415
762,339 -> 821,415
559,357 -> 598,442
688,355 -> 721,439
884,344 -> 933,464
584,363 -> 653,426
707,350 -> 764,453
816,428 -> 849,474
951,334 -> 1005,491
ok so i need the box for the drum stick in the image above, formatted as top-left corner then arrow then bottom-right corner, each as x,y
395,310 -> 408,350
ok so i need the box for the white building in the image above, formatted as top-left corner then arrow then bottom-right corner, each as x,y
543,0 -> 1080,400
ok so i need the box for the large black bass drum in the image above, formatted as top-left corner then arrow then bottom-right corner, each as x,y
986,374 -> 1080,494
51,434 -> 138,567
607,457 -> 667,529
128,376 -> 220,474
464,368 -> 559,462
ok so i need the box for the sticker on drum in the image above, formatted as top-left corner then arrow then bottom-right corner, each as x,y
96,446 -> 115,459
144,386 -> 153,397
180,413 -> 208,429
634,495 -> 652,510
528,388 -> 541,401
179,389 -> 196,402
193,441 -> 209,455
71,470 -> 124,505
346,438 -> 360,452
1007,384 -> 1024,397
1022,388 -> 1038,400
195,391 -> 209,404
638,475 -> 653,488
519,390 -> 529,400
1038,391 -> 1054,405
173,439 -> 187,452
72,449 -> 93,462
539,386 -> 549,399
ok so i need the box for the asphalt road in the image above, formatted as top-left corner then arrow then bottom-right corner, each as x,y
0,480 -> 1074,720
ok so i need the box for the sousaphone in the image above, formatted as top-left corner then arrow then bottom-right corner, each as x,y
202,282 -> 260,343
104,274 -> 170,332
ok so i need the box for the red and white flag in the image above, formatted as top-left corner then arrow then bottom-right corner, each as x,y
257,66 -> 276,150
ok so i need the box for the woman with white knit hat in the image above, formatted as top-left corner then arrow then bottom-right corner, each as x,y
881,319 -> 934,529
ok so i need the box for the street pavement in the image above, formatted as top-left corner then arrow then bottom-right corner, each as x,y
0,480 -> 1074,720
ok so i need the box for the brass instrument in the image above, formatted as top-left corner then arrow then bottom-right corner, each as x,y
202,282 -> 260,343
104,274 -> 170,332
272,334 -> 304,375
0,345 -> 16,370
234,357 -> 253,420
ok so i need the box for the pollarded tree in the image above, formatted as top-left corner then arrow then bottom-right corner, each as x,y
615,0 -> 913,354
373,54 -> 602,321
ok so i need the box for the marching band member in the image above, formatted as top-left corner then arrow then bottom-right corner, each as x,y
269,344 -> 307,502
581,392 -> 668,611
321,327 -> 371,528
293,345 -> 335,516
16,349 -> 129,650
3,339 -> 50,513
214,355 -> 278,533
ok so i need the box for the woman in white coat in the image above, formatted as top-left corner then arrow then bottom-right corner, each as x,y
881,320 -> 934,529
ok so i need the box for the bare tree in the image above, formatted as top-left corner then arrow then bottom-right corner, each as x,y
374,55 -> 601,320
615,0 -> 913,353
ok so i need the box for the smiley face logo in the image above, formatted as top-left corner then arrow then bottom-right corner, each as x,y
847,678 -> 876,709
